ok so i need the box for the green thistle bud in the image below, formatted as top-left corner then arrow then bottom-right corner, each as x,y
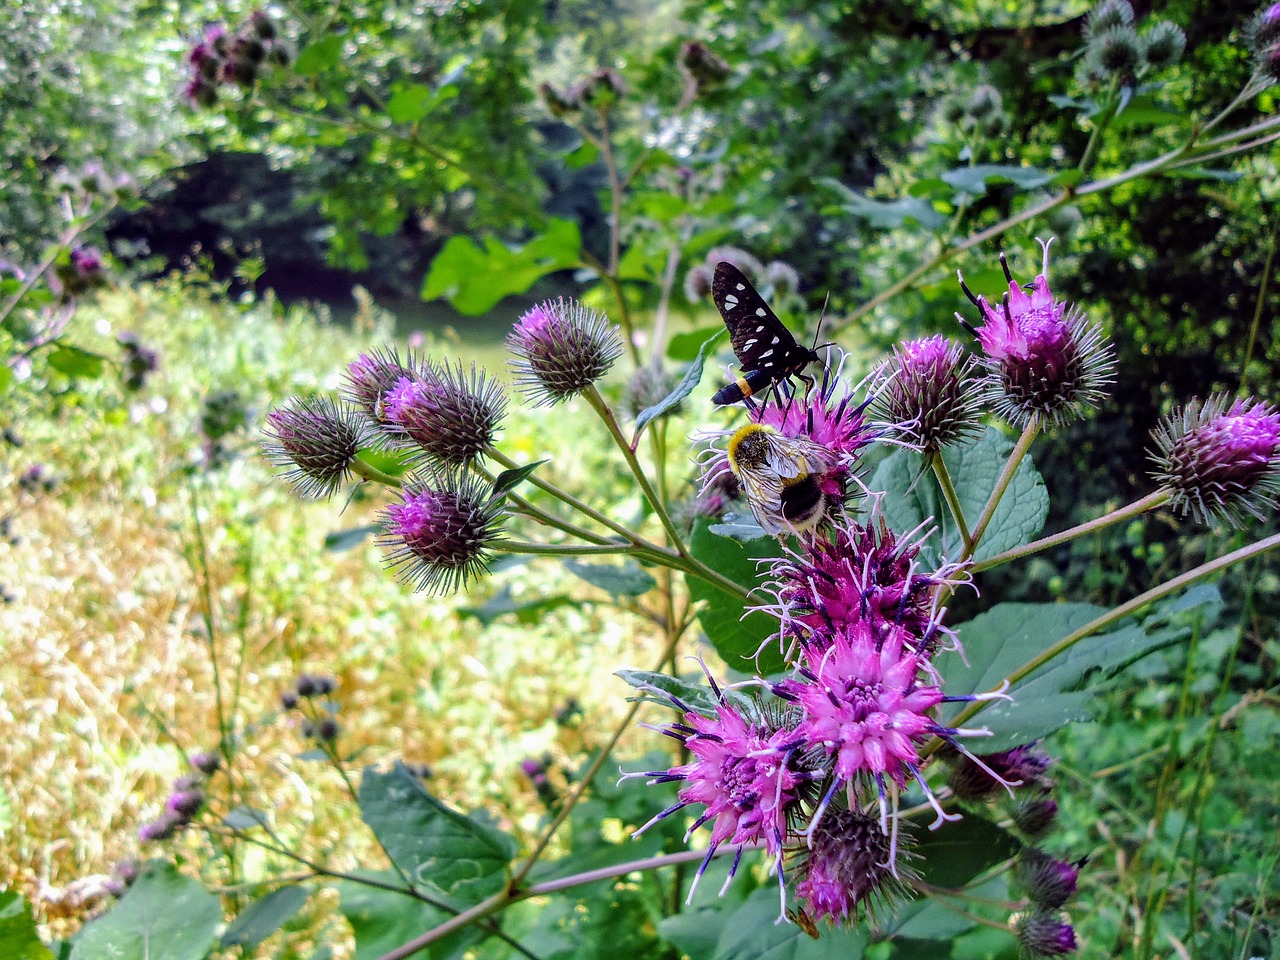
1141,21 -> 1186,71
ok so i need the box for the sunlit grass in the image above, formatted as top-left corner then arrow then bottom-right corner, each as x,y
0,278 -> 667,940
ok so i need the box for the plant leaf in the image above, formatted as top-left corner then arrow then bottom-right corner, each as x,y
339,873 -> 480,960
565,560 -> 656,597
615,669 -> 721,716
293,34 -> 345,76
633,330 -> 724,441
0,892 -> 54,960
358,763 -> 516,900
220,886 -> 310,950
69,861 -> 220,960
491,459 -> 547,495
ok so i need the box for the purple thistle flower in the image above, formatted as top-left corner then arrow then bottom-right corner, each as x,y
783,621 -> 944,789
794,808 -> 916,926
873,335 -> 983,455
508,299 -> 623,406
166,788 -> 206,820
628,682 -> 813,900
69,246 -> 105,280
138,810 -> 184,842
262,396 -> 367,500
382,362 -> 506,465
748,357 -> 875,464
190,751 -> 222,775
1250,2 -> 1280,55
1012,910 -> 1078,956
1014,796 -> 1060,837
949,742 -> 1052,801
1016,849 -> 1080,910
378,472 -> 504,594
957,238 -> 1113,426
1149,394 -> 1280,526
343,346 -> 410,422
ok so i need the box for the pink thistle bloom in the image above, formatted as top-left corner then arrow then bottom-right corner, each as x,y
507,299 -> 623,407
784,621 -> 943,788
1149,394 -> 1280,526
957,238 -> 1113,426
748,355 -> 875,464
873,335 -> 982,454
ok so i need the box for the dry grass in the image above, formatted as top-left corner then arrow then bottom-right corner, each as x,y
0,280 -> 667,944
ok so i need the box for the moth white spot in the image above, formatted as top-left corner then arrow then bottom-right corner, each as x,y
756,308 -> 766,317
754,325 -> 766,333
744,339 -> 758,348
759,349 -> 775,358
735,283 -> 746,291
723,294 -> 739,308
770,336 -> 780,345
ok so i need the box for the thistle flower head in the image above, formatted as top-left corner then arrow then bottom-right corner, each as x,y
1148,394 -> 1280,526
1015,849 -> 1080,910
343,346 -> 409,422
1249,3 -> 1280,55
794,808 -> 915,925
750,357 -> 875,464
634,692 -> 809,861
957,238 -> 1114,426
1014,796 -> 1060,837
383,362 -> 506,465
1141,21 -> 1186,71
166,787 -> 205,820
873,335 -> 982,455
508,299 -> 624,406
949,742 -> 1052,801
784,621 -> 944,786
378,473 -> 504,594
1011,910 -> 1078,956
190,751 -> 221,775
262,396 -> 366,499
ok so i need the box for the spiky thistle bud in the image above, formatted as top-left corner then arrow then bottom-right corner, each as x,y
507,299 -> 623,406
1250,3 -> 1280,51
705,246 -> 764,283
683,264 -> 712,301
874,335 -> 982,456
1014,796 -> 1060,837
190,751 -> 221,775
538,82 -> 581,117
957,238 -> 1114,426
138,811 -> 184,842
1085,0 -> 1135,38
949,743 -> 1053,801
1141,21 -> 1186,71
678,40 -> 732,87
343,346 -> 410,422
166,788 -> 205,820
314,716 -> 339,741
625,362 -> 680,421
1011,910 -> 1078,956
262,396 -> 366,499
1148,395 -> 1280,526
1015,850 -> 1080,909
1090,25 -> 1143,76
382,362 -> 506,465
794,809 -> 917,926
378,472 -> 504,594
571,67 -> 627,109
764,260 -> 801,297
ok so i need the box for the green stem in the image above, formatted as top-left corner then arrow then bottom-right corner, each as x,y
582,386 -> 688,556
1240,222 -> 1277,387
1077,78 -> 1120,176
500,540 -> 638,556
930,455 -> 973,554
469,461 -> 611,546
941,530 -> 1280,736
973,489 -> 1170,573
964,417 -> 1039,560
351,457 -> 405,488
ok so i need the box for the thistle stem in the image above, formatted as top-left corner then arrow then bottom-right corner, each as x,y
930,454 -> 973,554
964,417 -> 1040,560
973,489 -> 1171,572
351,457 -> 405,488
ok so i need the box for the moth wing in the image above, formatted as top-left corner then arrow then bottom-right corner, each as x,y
712,262 -> 793,366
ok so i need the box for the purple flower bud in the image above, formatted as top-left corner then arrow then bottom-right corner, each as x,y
570,67 -> 627,108
378,473 -> 504,594
1012,910 -> 1078,956
1250,2 -> 1280,52
343,347 -> 410,422
167,788 -> 205,820
795,809 -> 916,926
950,743 -> 1053,801
69,246 -> 105,282
280,690 -> 300,710
112,859 -> 141,886
1014,796 -> 1060,837
382,362 -> 506,465
295,674 -> 319,697
1016,849 -> 1080,909
678,40 -> 731,87
874,335 -> 982,455
957,238 -> 1114,426
190,751 -> 222,775
248,9 -> 277,40
764,260 -> 800,297
507,300 -> 623,406
315,717 -> 339,741
1148,394 -> 1280,526
519,758 -> 545,778
172,773 -> 203,793
683,264 -> 712,302
262,396 -> 367,500
184,76 -> 219,107
138,810 -> 184,842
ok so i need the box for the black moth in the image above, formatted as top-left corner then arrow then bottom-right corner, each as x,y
711,261 -> 821,406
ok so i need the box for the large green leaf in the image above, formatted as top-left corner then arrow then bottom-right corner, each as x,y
70,861 -> 220,960
686,517 -> 786,675
358,763 -> 516,900
939,587 -> 1221,750
293,34 -> 345,76
870,428 -> 1047,565
0,892 -> 53,960
420,219 -> 582,315
339,873 -> 481,960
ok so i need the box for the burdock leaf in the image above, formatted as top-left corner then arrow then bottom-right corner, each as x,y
615,669 -> 720,716
633,331 -> 724,442
358,763 -> 516,900
492,459 -> 547,495
69,861 -> 221,960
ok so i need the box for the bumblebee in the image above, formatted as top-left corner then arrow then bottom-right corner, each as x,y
724,422 -> 839,537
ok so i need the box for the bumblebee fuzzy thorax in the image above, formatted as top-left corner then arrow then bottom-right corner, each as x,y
724,423 -> 839,537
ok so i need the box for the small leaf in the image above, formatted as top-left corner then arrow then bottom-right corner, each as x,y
69,861 -> 220,960
324,525 -> 378,552
293,34 -> 345,76
565,560 -> 656,597
47,346 -> 105,379
385,83 -> 434,123
615,669 -> 720,716
1051,169 -> 1085,188
940,164 -> 1052,197
0,892 -> 54,960
492,459 -> 547,495
223,805 -> 271,830
0,366 -> 13,394
358,763 -> 517,899
633,331 -> 724,441
818,178 -> 945,230
708,515 -> 770,542
911,815 -> 1020,889
220,886 -> 310,950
